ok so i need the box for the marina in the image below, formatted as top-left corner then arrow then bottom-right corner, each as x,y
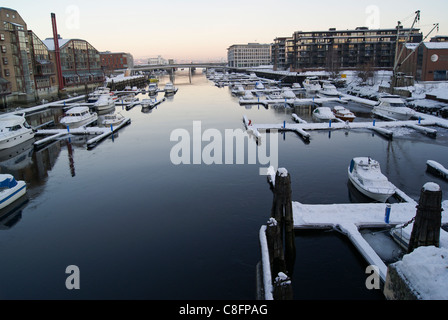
0,70 -> 447,300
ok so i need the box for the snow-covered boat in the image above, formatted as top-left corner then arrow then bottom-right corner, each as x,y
348,157 -> 396,203
88,87 -> 111,103
373,95 -> 415,120
147,83 -> 158,95
0,114 -> 35,150
281,88 -> 296,99
60,106 -> 98,128
100,112 -> 126,127
303,77 -> 321,93
164,82 -> 177,94
231,85 -> 246,96
312,107 -> 336,122
333,105 -> 356,122
255,81 -> 265,90
241,91 -> 255,100
94,94 -> 115,111
319,83 -> 340,97
0,174 -> 27,209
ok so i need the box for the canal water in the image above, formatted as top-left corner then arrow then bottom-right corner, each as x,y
0,71 -> 447,300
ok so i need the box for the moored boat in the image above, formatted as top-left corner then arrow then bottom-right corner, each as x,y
0,114 -> 35,150
303,77 -> 321,93
0,174 -> 27,209
319,83 -> 340,97
348,157 -> 396,203
333,105 -> 356,122
60,106 -> 98,128
373,95 -> 416,120
164,82 -> 177,94
312,107 -> 336,122
94,94 -> 115,111
99,112 -> 126,127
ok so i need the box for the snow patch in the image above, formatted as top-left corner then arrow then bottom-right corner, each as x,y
423,182 -> 441,192
394,246 -> 448,300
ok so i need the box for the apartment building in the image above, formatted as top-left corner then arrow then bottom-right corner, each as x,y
0,7 -> 36,103
273,27 -> 423,72
227,43 -> 271,68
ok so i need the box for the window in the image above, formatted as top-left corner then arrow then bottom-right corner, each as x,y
4,69 -> 10,76
2,57 -> 7,65
1,45 -> 6,53
0,34 -> 4,41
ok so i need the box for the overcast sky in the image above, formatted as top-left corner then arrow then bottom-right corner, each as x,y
2,0 -> 447,61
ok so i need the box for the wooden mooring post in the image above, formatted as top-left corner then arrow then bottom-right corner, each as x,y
408,182 -> 443,254
266,168 -> 295,300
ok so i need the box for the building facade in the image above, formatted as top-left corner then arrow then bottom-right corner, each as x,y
0,7 -> 36,103
100,51 -> 134,75
273,27 -> 423,72
227,43 -> 271,68
399,37 -> 448,81
28,30 -> 57,96
43,37 -> 104,88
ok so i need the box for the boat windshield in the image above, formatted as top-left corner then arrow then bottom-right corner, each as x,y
390,103 -> 406,108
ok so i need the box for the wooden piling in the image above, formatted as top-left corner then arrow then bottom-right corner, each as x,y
407,182 -> 443,254
267,168 -> 295,300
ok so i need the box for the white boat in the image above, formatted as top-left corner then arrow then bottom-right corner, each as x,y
281,88 -> 296,100
319,83 -> 340,97
255,81 -> 265,90
232,85 -> 246,96
147,83 -> 158,95
241,91 -> 255,100
373,95 -> 415,120
303,77 -> 321,93
0,114 -> 35,150
333,105 -> 356,122
268,91 -> 283,100
312,107 -> 336,122
88,87 -> 111,103
0,174 -> 27,209
94,94 -> 115,111
60,106 -> 98,128
100,112 -> 126,127
348,157 -> 396,203
164,82 -> 177,94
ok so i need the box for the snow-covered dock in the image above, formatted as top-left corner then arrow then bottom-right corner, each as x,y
426,160 -> 448,180
244,114 -> 446,143
259,168 -> 448,300
34,117 -> 131,149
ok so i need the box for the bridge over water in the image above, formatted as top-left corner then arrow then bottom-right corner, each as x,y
131,63 -> 228,73
131,63 -> 312,84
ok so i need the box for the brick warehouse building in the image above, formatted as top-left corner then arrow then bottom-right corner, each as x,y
399,37 -> 448,81
100,51 -> 134,76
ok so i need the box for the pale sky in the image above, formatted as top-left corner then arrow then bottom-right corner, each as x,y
2,0 -> 447,61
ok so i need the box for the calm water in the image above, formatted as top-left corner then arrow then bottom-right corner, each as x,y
0,72 -> 447,300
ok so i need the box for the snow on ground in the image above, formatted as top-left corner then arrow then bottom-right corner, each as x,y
394,246 -> 448,300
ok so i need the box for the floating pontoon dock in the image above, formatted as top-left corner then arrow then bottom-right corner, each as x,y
259,170 -> 448,300
244,112 -> 446,143
34,117 -> 131,149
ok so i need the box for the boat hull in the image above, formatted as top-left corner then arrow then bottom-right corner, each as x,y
373,107 -> 415,121
0,180 -> 27,209
0,130 -> 35,150
348,168 -> 395,203
60,114 -> 98,129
